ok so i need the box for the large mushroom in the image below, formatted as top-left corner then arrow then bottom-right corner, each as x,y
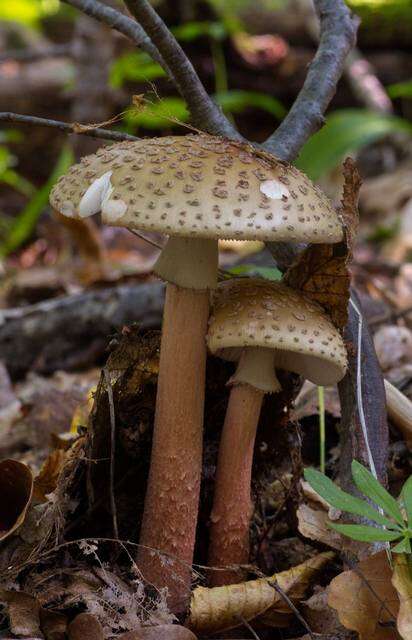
50,134 -> 344,608
207,277 -> 347,585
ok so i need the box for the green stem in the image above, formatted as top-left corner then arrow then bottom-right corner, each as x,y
318,386 -> 325,473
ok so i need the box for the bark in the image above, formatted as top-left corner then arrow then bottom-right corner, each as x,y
208,384 -> 264,586
338,289 -> 388,491
136,284 -> 209,612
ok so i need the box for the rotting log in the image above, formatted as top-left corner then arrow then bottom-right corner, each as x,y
0,282 -> 164,378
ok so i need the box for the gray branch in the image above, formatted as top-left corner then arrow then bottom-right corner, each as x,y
63,0 -> 163,66
0,113 -> 138,143
263,0 -> 359,161
123,0 -> 240,138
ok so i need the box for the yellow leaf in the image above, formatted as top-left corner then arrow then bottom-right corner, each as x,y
392,554 -> 412,640
188,552 -> 333,634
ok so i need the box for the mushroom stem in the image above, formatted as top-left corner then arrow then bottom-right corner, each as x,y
229,347 -> 281,393
208,383 -> 264,586
137,282 -> 209,611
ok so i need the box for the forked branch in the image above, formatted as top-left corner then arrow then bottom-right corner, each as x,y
123,0 -> 239,138
263,0 -> 359,161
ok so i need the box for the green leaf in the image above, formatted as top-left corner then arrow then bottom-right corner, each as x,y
392,537 -> 412,554
109,52 -> 166,89
215,90 -> 286,120
304,468 -> 400,528
0,144 -> 73,257
124,98 -> 189,131
228,264 -> 282,281
401,475 -> 412,526
172,21 -> 227,42
351,460 -> 405,526
296,109 -> 412,180
387,80 -> 412,99
329,523 -> 402,543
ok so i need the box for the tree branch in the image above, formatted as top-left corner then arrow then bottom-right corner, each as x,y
263,0 -> 359,161
63,0 -> 163,66
0,113 -> 138,143
123,0 -> 240,138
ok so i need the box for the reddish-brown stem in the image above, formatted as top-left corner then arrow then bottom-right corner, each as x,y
208,383 -> 264,586
137,283 -> 209,612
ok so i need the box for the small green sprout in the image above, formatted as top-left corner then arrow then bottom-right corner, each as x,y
304,461 -> 412,553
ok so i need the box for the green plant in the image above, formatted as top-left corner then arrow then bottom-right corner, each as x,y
305,461 -> 412,553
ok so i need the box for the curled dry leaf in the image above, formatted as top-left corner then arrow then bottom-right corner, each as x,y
188,552 -> 334,634
0,459 -> 33,542
33,449 -> 67,502
328,550 -> 399,640
392,554 -> 412,640
284,158 -> 360,330
297,503 -> 343,551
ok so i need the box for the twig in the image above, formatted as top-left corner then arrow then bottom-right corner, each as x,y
103,368 -> 119,539
123,0 -> 240,138
270,580 -> 315,639
237,615 -> 261,640
63,0 -> 164,67
263,0 -> 359,160
0,112 -> 138,142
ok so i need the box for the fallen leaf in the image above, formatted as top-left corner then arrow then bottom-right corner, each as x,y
392,554 -> 412,640
33,450 -> 67,502
0,591 -> 42,637
40,608 -> 67,640
328,550 -> 399,640
0,459 -> 33,541
68,613 -> 103,640
188,552 -> 334,634
284,158 -> 360,330
119,626 -> 198,640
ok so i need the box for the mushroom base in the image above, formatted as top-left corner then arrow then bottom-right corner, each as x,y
154,236 -> 218,290
229,347 -> 282,393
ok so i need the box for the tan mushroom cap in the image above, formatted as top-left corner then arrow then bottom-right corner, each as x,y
207,278 -> 347,386
50,134 -> 343,244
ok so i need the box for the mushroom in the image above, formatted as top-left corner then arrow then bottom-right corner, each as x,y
207,277 -> 347,585
50,134 -> 344,608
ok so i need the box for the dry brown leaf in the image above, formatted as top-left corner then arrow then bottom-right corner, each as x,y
40,608 -> 67,640
297,504 -> 343,551
328,550 -> 399,640
284,158 -> 360,330
119,626 -> 198,640
0,459 -> 33,541
0,590 -> 42,637
33,449 -> 67,502
68,613 -> 104,640
188,552 -> 333,634
392,554 -> 412,640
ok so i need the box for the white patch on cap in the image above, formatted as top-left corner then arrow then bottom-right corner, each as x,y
260,179 -> 290,200
79,171 -> 113,218
102,198 -> 127,222
60,200 -> 75,217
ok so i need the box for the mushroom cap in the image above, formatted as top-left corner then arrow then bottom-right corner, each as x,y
50,134 -> 343,244
207,278 -> 347,386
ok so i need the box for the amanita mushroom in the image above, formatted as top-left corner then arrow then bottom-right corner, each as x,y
207,277 -> 347,585
50,134 -> 343,608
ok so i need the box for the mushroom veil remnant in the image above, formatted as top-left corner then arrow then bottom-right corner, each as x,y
50,134 -> 344,610
207,277 -> 347,585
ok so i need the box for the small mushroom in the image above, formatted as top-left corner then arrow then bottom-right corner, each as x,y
50,134 -> 344,608
207,278 -> 347,585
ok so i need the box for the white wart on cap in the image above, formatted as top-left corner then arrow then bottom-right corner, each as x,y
207,278 -> 347,392
50,135 -> 343,244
